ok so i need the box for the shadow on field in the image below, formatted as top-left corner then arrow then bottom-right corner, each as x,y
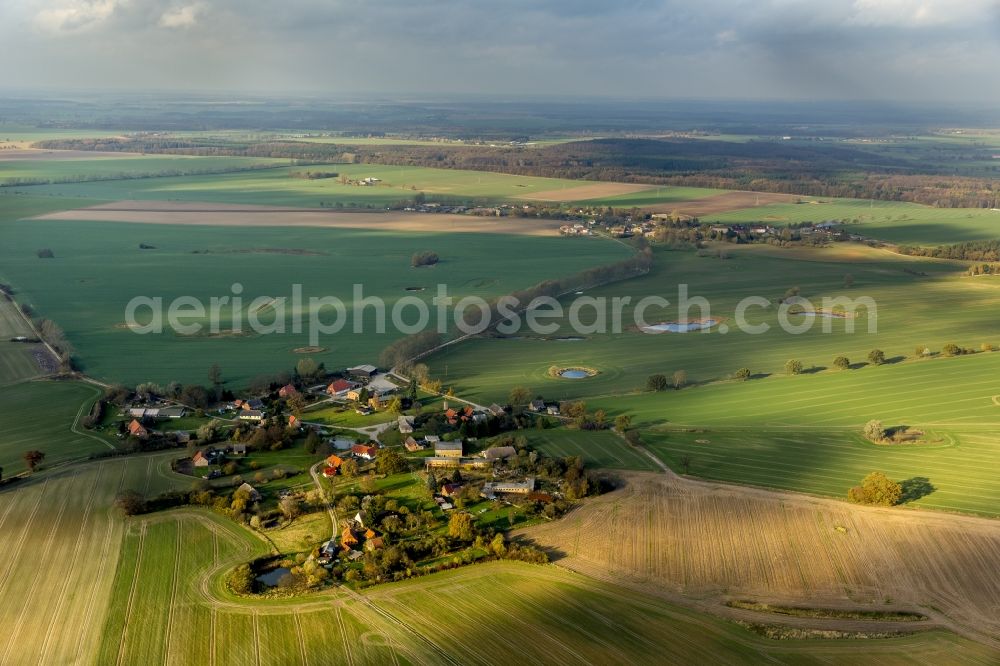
801,365 -> 827,375
884,355 -> 906,365
750,372 -> 772,380
899,477 -> 936,503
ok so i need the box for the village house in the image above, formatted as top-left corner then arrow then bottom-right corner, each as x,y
483,446 -> 517,462
352,443 -> 378,460
239,410 -> 264,423
440,483 -> 463,497
404,436 -> 424,452
288,415 -> 300,428
347,364 -> 378,381
232,444 -> 248,456
192,449 -> 210,467
237,482 -> 261,502
424,456 -> 489,470
398,415 -> 415,434
487,403 -> 506,417
529,399 -> 545,412
327,378 -> 358,396
127,419 -> 149,438
435,440 -> 463,458
481,478 -> 535,499
278,384 -> 299,398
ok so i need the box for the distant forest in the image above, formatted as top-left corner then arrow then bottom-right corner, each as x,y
33,135 -> 1000,209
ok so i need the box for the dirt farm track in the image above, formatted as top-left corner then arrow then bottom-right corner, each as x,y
520,471 -> 1000,649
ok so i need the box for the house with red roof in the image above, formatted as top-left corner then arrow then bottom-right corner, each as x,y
278,384 -> 299,398
327,379 -> 358,396
351,444 -> 378,460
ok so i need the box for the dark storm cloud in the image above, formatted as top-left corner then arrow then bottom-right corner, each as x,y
3,0 -> 1000,102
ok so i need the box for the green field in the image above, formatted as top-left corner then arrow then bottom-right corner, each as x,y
526,429 -> 657,471
0,214 -> 629,387
0,383 -> 997,663
12,163 -> 652,207
0,380 -> 116,474
0,156 -> 291,185
581,350 -> 1000,516
428,243 -> 1000,402
713,197 -> 1000,246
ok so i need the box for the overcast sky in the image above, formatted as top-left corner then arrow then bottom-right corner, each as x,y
3,0 -> 1000,102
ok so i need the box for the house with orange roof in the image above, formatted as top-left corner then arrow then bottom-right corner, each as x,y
127,419 -> 148,438
192,450 -> 209,467
288,415 -> 300,428
278,384 -> 298,398
326,454 -> 344,468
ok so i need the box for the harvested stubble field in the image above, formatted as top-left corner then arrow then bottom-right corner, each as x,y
31,199 -> 567,236
521,471 -> 1000,651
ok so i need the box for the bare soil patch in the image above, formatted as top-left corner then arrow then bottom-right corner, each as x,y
520,182 -> 654,202
650,190 -> 802,216
292,346 -> 327,354
520,471 -> 1000,647
30,200 -> 566,236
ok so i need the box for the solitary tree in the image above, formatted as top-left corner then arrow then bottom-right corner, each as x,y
672,369 -> 688,389
863,419 -> 886,443
23,450 -> 45,472
646,374 -> 669,391
785,359 -> 803,375
848,471 -> 902,506
942,343 -> 961,357
447,512 -> 476,541
279,496 -> 301,522
208,363 -> 223,387
426,471 -> 439,495
113,489 -> 146,516
734,367 -> 751,381
508,386 -> 532,407
614,414 -> 632,432
833,356 -> 850,370
679,455 -> 692,474
868,349 -> 886,365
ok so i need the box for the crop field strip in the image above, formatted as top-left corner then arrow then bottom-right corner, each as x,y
428,243 -> 1000,402
521,472 -> 1000,651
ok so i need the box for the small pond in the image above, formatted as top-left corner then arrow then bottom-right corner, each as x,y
255,567 -> 291,588
560,369 -> 590,379
643,318 -> 717,333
